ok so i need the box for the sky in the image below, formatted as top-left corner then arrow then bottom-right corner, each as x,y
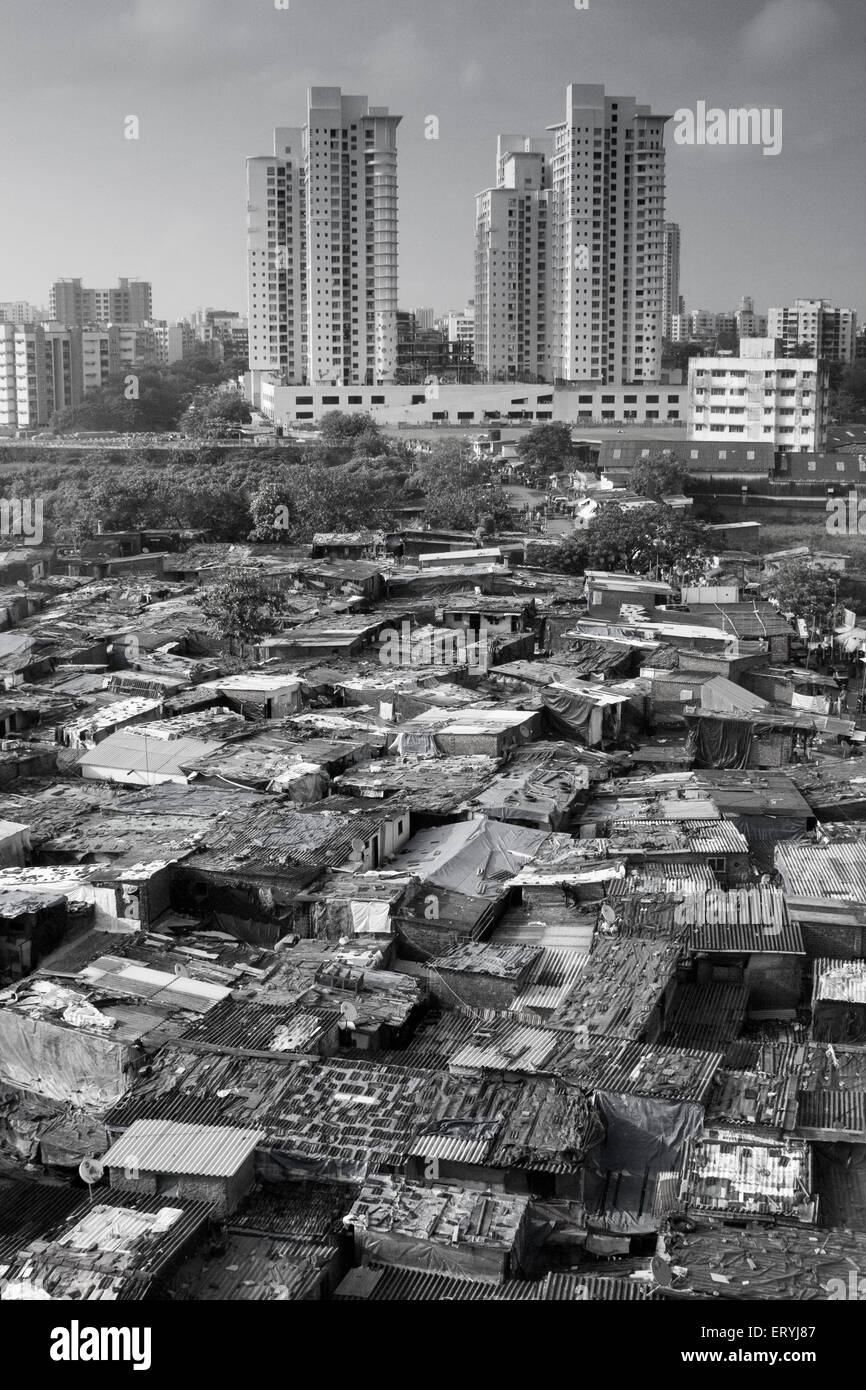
1,0 -> 864,322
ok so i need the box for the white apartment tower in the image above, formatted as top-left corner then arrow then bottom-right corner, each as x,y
662,223 -> 681,341
247,127 -> 308,383
476,85 -> 669,386
768,298 -> 857,364
246,88 -> 401,386
475,137 -> 552,381
0,323 -> 83,429
549,85 -> 668,385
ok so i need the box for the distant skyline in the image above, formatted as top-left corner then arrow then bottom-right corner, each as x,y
1,0 -> 864,322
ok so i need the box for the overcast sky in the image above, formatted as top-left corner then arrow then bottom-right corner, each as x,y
1,0 -> 863,322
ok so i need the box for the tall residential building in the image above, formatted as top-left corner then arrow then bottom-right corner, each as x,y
49,278 -> 153,326
246,87 -> 401,388
768,298 -> 857,364
446,301 -> 475,346
662,223 -> 681,341
0,323 -> 85,429
670,312 -> 689,343
413,307 -> 435,331
0,320 -> 167,430
475,136 -> 552,381
735,296 -> 767,339
688,338 -> 829,452
0,301 -> 49,325
475,84 -> 668,386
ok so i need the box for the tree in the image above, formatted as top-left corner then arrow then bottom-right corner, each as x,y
179,388 -> 251,438
319,411 -> 384,447
200,569 -> 287,654
405,439 -> 511,530
763,560 -> 844,629
532,504 -> 710,581
831,363 -> 866,423
277,460 -> 405,539
526,534 -> 590,575
421,479 -> 513,532
584,503 -> 709,582
630,451 -> 690,501
518,423 -> 574,475
662,341 -> 704,376
249,482 -> 297,544
50,366 -> 188,434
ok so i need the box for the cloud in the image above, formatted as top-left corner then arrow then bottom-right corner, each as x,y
739,0 -> 839,69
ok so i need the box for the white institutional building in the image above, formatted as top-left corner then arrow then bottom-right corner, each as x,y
246,87 -> 401,390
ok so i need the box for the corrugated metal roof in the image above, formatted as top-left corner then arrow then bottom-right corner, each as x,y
333,1265 -> 538,1300
663,982 -> 749,1050
706,1067 -> 800,1132
78,730 -> 218,775
102,1118 -> 263,1178
776,840 -> 866,902
169,1232 -> 337,1300
0,1189 -> 212,1300
662,1218 -> 866,1300
409,1131 -> 495,1166
607,819 -> 749,856
348,1176 -> 528,1251
508,947 -> 588,1013
683,888 -> 803,955
428,942 -> 542,979
549,936 -> 683,1038
0,1178 -> 83,1264
179,998 -> 340,1055
540,1271 -> 658,1301
800,1040 -> 866,1091
682,1128 -> 815,1220
609,862 -> 718,894
556,1036 -> 722,1104
449,1019 -> 560,1075
797,1089 -> 866,1140
813,958 -> 866,1006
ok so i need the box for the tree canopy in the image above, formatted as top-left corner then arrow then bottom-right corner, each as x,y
179,388 -> 252,439
629,451 -> 690,501
531,503 -> 710,582
518,422 -> 575,474
50,351 -> 247,435
763,560 -> 845,629
200,569 -> 287,654
407,441 -> 512,531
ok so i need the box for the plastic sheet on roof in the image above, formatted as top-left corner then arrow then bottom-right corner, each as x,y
686,715 -> 753,770
583,1091 -> 702,1235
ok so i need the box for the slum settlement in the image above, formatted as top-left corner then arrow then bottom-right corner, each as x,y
1,530 -> 866,1303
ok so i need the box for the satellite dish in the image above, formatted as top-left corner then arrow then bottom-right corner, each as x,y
600,904 -> 617,925
651,1255 -> 673,1288
79,1157 -> 104,1186
340,1002 -> 359,1025
173,963 -> 190,977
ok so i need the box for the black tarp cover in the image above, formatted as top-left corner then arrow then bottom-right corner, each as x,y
685,714 -> 754,770
541,688 -> 597,743
583,1091 -> 703,1235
